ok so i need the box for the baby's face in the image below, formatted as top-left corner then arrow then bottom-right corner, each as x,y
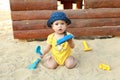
51,20 -> 67,34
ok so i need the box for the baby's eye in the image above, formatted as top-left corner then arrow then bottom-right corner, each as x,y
55,23 -> 59,25
61,23 -> 65,25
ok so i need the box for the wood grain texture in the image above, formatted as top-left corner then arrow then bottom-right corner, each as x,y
84,0 -> 120,9
13,26 -> 120,39
13,29 -> 53,39
12,18 -> 120,30
10,0 -> 57,11
11,8 -> 120,21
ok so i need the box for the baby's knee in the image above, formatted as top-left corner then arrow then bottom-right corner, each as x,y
47,63 -> 57,69
46,57 -> 58,69
65,62 -> 76,69
65,56 -> 77,69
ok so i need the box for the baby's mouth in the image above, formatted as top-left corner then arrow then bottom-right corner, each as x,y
58,29 -> 62,31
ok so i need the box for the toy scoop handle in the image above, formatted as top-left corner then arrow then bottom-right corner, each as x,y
57,34 -> 74,45
35,46 -> 42,55
28,58 -> 41,70
28,46 -> 42,70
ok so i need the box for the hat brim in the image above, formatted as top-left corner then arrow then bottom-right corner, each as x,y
47,17 -> 71,27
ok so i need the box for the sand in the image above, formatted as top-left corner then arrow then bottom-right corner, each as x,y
0,0 -> 120,80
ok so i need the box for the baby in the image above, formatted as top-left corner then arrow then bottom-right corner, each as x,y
41,11 -> 77,69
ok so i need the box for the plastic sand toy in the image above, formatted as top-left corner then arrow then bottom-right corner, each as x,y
82,40 -> 92,51
99,63 -> 111,71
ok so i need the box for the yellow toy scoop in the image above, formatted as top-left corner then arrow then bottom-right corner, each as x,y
99,64 -> 111,71
82,40 -> 92,51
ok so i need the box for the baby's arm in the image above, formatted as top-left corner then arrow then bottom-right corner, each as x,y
68,39 -> 75,49
42,44 -> 52,57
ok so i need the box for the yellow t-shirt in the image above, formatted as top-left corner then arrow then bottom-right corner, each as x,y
47,33 -> 72,65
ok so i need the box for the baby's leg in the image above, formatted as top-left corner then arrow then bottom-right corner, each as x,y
65,56 -> 77,69
45,56 -> 58,69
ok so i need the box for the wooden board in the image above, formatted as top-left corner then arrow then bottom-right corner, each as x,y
14,29 -> 53,39
68,26 -> 120,37
12,20 -> 47,30
11,8 -> 120,21
10,0 -> 57,11
13,26 -> 120,39
12,18 -> 120,30
84,0 -> 120,9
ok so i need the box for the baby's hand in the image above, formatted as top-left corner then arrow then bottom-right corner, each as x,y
39,52 -> 45,59
67,38 -> 72,43
67,39 -> 75,48
40,55 -> 43,59
39,54 -> 44,59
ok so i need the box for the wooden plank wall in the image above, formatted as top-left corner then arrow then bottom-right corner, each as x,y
10,0 -> 57,10
84,0 -> 120,9
10,0 -> 120,39
10,0 -> 57,39
83,0 -> 120,37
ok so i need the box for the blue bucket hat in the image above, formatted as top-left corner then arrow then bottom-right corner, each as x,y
47,11 -> 71,27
